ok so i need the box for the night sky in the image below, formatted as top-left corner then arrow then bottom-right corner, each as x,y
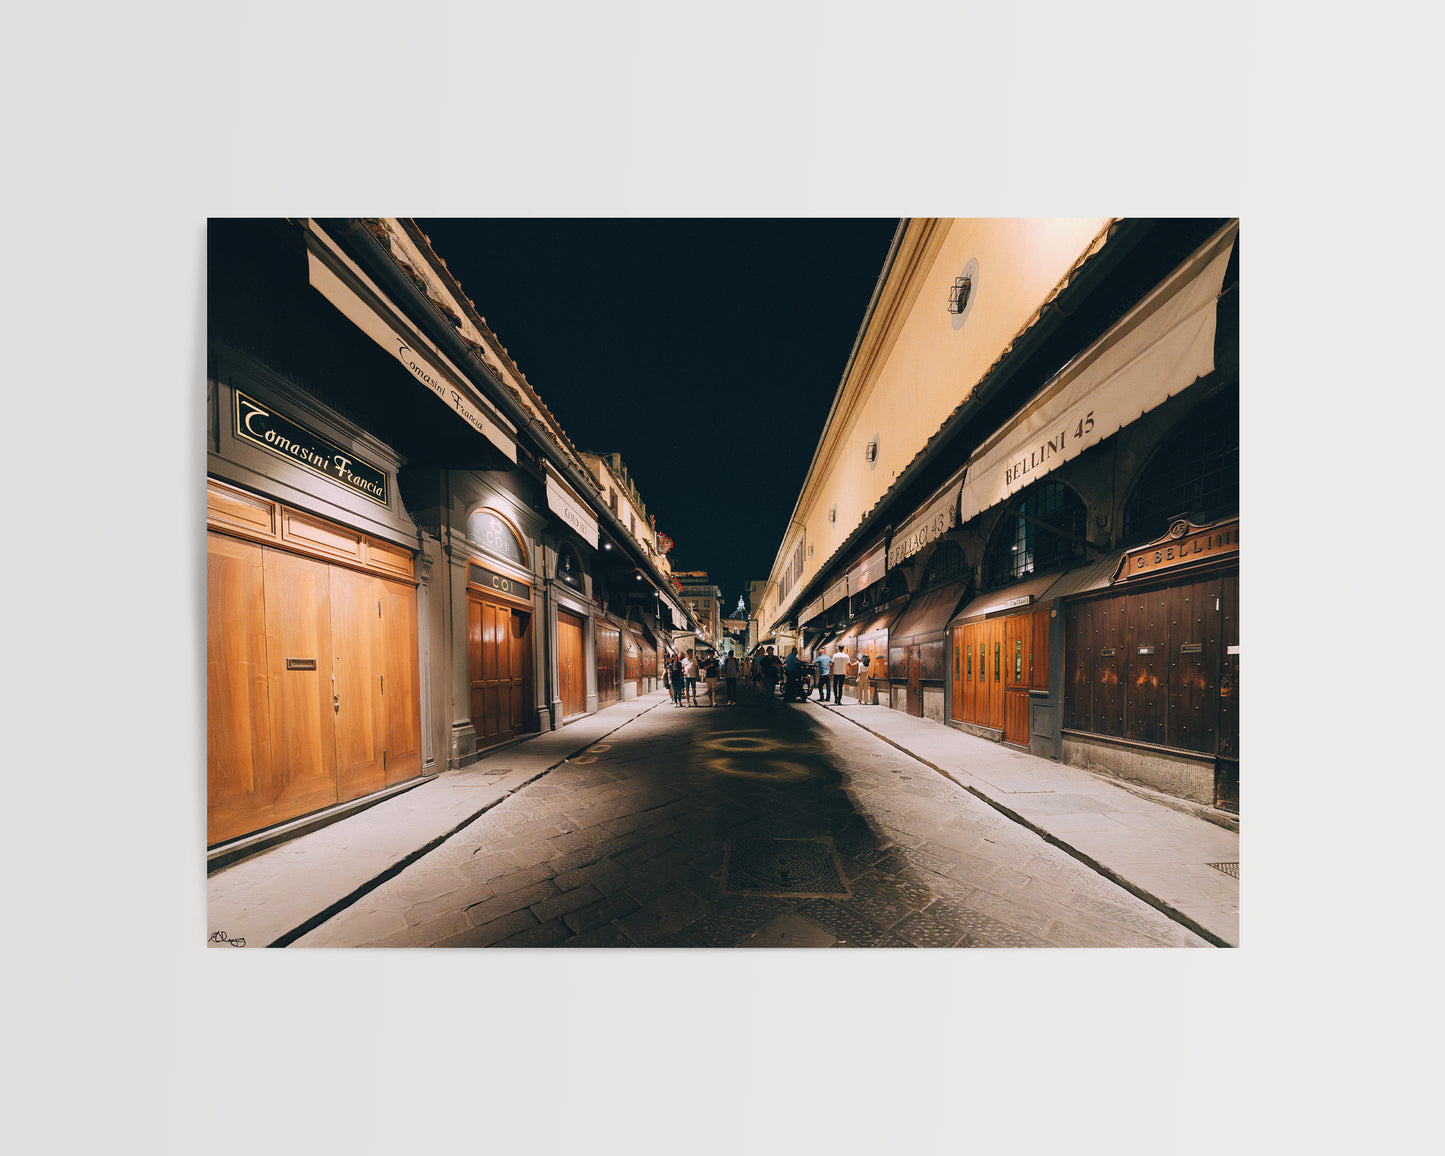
414,218 -> 900,611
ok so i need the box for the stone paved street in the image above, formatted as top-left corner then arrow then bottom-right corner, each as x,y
294,688 -> 1210,948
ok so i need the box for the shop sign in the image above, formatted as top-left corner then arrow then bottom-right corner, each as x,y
998,594 -> 1033,610
887,486 -> 960,568
234,390 -> 388,506
1113,517 -> 1238,582
468,561 -> 532,603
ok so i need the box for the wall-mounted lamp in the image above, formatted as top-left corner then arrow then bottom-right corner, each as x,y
948,274 -> 973,314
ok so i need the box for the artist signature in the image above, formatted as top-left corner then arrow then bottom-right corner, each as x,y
209,930 -> 246,947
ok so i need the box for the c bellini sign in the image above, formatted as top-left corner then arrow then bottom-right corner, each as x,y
234,390 -> 389,507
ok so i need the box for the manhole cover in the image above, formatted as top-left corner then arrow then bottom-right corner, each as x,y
722,837 -> 851,899
1208,861 -> 1239,878
478,767 -> 512,777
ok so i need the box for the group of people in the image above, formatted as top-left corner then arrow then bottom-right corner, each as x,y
660,643 -> 874,708
663,648 -> 742,707
811,646 -> 873,704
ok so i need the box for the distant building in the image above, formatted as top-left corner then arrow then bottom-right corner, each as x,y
719,594 -> 750,656
673,571 -> 721,648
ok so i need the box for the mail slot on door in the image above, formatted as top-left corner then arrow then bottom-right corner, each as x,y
286,658 -> 317,670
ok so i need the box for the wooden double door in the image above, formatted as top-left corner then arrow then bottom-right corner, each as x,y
556,609 -> 587,720
207,533 -> 422,846
467,592 -> 533,747
596,626 -> 621,705
952,609 -> 1050,745
1063,572 -> 1235,759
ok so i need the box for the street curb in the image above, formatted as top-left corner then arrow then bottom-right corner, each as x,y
267,697 -> 667,947
811,701 -> 1234,949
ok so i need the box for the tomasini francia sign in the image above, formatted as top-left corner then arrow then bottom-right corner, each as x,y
234,391 -> 389,507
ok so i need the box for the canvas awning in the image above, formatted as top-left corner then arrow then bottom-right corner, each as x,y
545,468 -> 599,550
958,221 -> 1237,527
858,605 -> 902,637
846,542 -> 887,595
887,473 -> 966,569
821,574 -> 850,611
889,581 -> 971,643
951,571 -> 1067,624
302,220 -> 517,463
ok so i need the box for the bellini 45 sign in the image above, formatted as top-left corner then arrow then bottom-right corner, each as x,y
233,390 -> 389,507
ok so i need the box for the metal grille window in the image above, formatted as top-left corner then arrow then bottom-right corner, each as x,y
1122,388 -> 1238,545
982,481 -> 1087,590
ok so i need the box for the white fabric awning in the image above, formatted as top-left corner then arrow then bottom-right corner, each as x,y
821,575 -> 849,610
845,542 -> 887,595
303,220 -> 517,463
545,469 -> 599,549
887,474 -> 966,568
957,221 -> 1237,527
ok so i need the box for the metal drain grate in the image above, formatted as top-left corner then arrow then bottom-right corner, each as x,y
722,837 -> 851,899
1208,861 -> 1239,878
476,767 -> 513,777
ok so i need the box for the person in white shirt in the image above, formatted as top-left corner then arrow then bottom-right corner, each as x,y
683,650 -> 700,706
831,648 -> 849,703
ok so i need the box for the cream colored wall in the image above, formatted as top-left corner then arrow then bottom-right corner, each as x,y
765,218 -> 1109,633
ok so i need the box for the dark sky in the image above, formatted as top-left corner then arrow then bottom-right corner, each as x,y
414,218 -> 899,610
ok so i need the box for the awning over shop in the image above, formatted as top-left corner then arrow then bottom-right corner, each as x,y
302,220 -> 517,463
958,221 -> 1238,527
887,474 -> 967,569
951,571 -> 1067,623
545,469 -> 599,549
856,605 -> 903,638
1038,551 -> 1127,601
821,575 -> 849,611
846,542 -> 887,596
889,581 -> 971,643
799,594 -> 826,624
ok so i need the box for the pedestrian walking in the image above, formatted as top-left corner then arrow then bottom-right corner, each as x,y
683,650 -> 700,706
670,654 -> 686,705
759,646 -> 780,707
703,652 -> 720,706
831,647 -> 849,704
723,651 -> 740,705
857,653 -> 872,705
815,649 -> 832,701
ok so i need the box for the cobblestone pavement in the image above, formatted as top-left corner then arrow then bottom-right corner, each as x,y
294,687 -> 1211,948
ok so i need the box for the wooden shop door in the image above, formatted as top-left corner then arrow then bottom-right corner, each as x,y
557,609 -> 587,719
596,627 -> 620,705
906,644 -> 923,717
950,626 -> 965,721
1003,613 -> 1032,746
207,534 -> 422,846
330,567 -> 424,802
468,593 -> 532,746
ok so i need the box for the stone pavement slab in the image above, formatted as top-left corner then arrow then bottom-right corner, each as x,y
206,692 -> 669,948
814,701 -> 1240,946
